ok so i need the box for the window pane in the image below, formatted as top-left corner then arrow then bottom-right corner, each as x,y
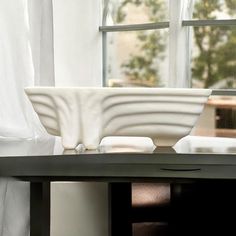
191,26 -> 236,89
104,0 -> 169,26
193,0 -> 236,20
106,29 -> 169,87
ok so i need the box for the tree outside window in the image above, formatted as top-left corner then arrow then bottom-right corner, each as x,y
108,0 -> 236,89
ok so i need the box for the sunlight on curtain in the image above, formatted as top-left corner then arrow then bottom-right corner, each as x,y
53,0 -> 102,87
51,1 -> 107,236
0,0 -> 54,139
169,0 -> 194,87
0,1 -> 54,236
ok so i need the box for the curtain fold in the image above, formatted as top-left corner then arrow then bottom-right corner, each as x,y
0,0 -> 54,139
168,0 -> 194,88
51,1 -> 107,236
0,1 -> 54,235
53,0 -> 102,87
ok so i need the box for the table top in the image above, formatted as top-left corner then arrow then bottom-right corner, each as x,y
0,136 -> 236,181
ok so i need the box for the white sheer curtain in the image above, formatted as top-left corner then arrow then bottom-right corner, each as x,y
0,0 -> 54,139
53,0 -> 102,87
51,1 -> 108,236
168,0 -> 194,88
0,1 -> 54,235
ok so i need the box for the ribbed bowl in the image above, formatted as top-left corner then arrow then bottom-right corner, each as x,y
25,87 -> 211,149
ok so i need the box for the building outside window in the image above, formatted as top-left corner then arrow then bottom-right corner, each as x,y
100,0 -> 236,138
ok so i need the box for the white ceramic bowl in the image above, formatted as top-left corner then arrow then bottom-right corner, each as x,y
25,87 -> 211,149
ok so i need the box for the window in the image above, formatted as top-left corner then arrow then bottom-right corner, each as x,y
191,26 -> 236,89
106,29 -> 169,87
191,0 -> 236,89
106,0 -> 169,25
101,0 -> 169,87
100,0 -> 236,138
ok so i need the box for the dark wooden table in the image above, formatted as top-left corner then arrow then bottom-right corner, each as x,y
0,137 -> 236,236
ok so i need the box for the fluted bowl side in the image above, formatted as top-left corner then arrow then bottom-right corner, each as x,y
25,87 -> 211,149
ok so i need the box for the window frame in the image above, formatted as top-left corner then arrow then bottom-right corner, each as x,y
100,2 -> 236,96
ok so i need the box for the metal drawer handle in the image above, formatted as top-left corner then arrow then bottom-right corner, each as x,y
160,168 -> 201,172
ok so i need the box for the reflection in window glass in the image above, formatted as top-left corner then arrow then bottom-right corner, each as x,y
193,0 -> 236,20
106,29 -> 168,87
105,0 -> 169,25
191,26 -> 236,89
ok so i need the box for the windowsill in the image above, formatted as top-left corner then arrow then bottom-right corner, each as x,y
193,128 -> 236,138
207,98 -> 236,108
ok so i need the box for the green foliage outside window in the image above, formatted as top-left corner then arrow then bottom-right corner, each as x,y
113,0 -> 236,88
193,0 -> 236,88
115,0 -> 167,86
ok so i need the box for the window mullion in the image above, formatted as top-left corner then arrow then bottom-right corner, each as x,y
212,90 -> 236,96
99,22 -> 169,32
183,19 -> 236,27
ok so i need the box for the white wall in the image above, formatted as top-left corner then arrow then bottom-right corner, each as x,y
52,1 -> 108,236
